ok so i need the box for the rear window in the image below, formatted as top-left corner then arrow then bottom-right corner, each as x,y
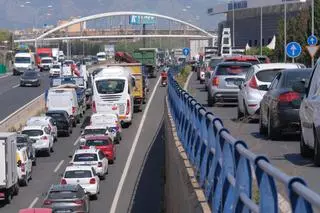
209,59 -> 222,68
283,71 -> 312,88
256,69 -> 283,82
84,128 -> 106,135
96,79 -> 125,94
74,153 -> 98,162
23,72 -> 37,77
225,58 -> 259,65
64,170 -> 92,178
21,130 -> 43,137
17,136 -> 28,144
46,113 -> 65,119
48,191 -> 78,199
215,65 -> 250,76
85,139 -> 110,146
52,65 -> 60,69
42,59 -> 52,63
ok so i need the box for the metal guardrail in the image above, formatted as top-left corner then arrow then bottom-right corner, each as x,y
167,66 -> 320,213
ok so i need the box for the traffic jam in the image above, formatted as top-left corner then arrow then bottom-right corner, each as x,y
0,47 -> 167,213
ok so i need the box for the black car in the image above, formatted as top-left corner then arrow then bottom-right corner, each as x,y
20,70 -> 40,87
46,110 -> 72,137
259,68 -> 312,139
16,134 -> 37,166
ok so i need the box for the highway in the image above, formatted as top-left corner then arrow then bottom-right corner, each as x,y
0,72 -> 50,121
187,72 -> 320,194
0,72 -> 166,213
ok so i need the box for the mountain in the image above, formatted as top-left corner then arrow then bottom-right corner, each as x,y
0,0 -> 225,30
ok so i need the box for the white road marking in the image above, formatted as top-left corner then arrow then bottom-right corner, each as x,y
0,74 -> 9,79
28,197 -> 39,208
74,136 -> 81,146
53,160 -> 64,173
184,72 -> 193,91
109,76 -> 161,213
12,84 -> 20,88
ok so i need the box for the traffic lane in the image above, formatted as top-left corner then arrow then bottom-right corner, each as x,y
0,72 -> 51,121
188,74 -> 320,194
0,74 -> 20,94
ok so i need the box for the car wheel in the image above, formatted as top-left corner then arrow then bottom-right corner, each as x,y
207,92 -> 214,107
77,117 -> 80,124
267,110 -> 281,140
259,111 -> 267,135
73,120 -> 76,127
5,191 -> 12,204
47,149 -> 51,157
50,146 -> 54,152
200,80 -> 204,84
65,130 -> 70,137
300,132 -> 313,158
313,126 -> 320,166
90,194 -> 98,200
32,158 -> 37,166
100,173 -> 106,180
237,105 -> 244,119
13,184 -> 19,196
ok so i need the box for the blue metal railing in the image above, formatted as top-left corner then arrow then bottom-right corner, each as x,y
167,67 -> 320,213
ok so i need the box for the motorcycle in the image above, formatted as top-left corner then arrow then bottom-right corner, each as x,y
161,76 -> 167,87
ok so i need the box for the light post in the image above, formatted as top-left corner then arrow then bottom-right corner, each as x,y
232,0 -> 235,49
260,6 -> 263,56
284,0 -> 287,62
312,0 -> 315,68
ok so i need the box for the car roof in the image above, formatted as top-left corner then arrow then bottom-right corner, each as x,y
28,116 -> 51,122
74,149 -> 99,154
84,135 -> 111,140
254,63 -> 301,70
65,165 -> 93,171
280,68 -> 313,74
217,61 -> 252,66
91,113 -> 118,118
16,134 -> 29,138
224,55 -> 258,61
41,57 -> 53,60
85,125 -> 107,129
22,125 -> 45,130
50,184 -> 79,192
46,110 -> 68,114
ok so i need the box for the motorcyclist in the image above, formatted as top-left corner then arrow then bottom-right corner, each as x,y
161,68 -> 168,85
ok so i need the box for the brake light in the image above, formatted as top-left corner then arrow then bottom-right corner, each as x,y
41,136 -> 48,140
212,77 -> 219,86
278,92 -> 300,102
74,200 -> 84,205
249,76 -> 258,89
126,99 -> 130,115
60,179 -> 67,184
98,162 -> 103,167
43,200 -> 52,205
21,163 -> 25,172
72,107 -> 76,114
92,101 -> 96,113
89,178 -> 96,184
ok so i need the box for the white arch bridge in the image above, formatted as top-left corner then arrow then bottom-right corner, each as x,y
14,11 -> 217,45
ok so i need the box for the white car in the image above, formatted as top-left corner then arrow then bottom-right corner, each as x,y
61,165 -> 100,198
50,64 -> 61,77
26,116 -> 58,142
80,125 -> 114,142
40,57 -> 53,72
70,149 -> 108,179
21,125 -> 54,156
16,147 -> 33,186
237,63 -> 305,118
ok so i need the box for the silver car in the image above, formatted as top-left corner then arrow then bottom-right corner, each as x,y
207,62 -> 252,106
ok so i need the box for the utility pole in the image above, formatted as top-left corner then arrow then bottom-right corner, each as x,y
284,1 -> 287,62
312,0 -> 315,68
142,24 -> 146,48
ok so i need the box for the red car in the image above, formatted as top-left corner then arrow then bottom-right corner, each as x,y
19,208 -> 52,213
223,55 -> 260,65
80,135 -> 116,163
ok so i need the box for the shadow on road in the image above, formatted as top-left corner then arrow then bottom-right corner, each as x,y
283,153 -> 316,167
129,119 -> 165,213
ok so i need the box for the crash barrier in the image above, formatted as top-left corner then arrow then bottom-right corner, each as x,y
0,94 -> 45,132
167,70 -> 320,213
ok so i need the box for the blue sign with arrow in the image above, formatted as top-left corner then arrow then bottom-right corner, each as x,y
286,42 -> 302,58
182,48 -> 190,56
307,35 -> 318,46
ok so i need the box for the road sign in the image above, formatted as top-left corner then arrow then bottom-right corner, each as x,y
306,45 -> 320,58
182,48 -> 190,56
286,42 -> 302,58
129,15 -> 156,25
307,35 -> 318,46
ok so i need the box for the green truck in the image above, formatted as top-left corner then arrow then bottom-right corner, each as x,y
133,48 -> 157,78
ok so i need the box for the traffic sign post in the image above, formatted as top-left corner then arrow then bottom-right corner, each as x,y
307,35 -> 318,46
286,42 -> 302,63
182,48 -> 190,56
307,35 -> 318,68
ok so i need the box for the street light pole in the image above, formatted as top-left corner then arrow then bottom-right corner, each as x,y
232,0 -> 235,50
284,1 -> 287,62
312,0 -> 315,68
260,7 -> 263,56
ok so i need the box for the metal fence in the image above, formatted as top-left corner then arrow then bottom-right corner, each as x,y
167,67 -> 320,213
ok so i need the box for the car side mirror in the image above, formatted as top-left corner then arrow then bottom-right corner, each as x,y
258,84 -> 269,91
292,80 -> 306,94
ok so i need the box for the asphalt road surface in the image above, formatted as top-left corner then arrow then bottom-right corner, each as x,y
0,72 -> 166,213
187,72 -> 320,194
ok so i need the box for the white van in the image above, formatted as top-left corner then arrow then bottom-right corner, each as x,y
13,53 -> 35,75
16,147 -> 32,186
92,66 -> 135,127
97,52 -> 107,62
46,87 -> 80,127
40,57 -> 54,72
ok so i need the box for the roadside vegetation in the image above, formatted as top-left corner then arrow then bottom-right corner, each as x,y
175,65 -> 192,89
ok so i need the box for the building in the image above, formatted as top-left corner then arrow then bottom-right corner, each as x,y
208,0 -> 310,49
57,17 -> 86,33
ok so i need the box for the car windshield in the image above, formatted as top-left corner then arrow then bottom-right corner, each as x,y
42,59 -> 52,63
96,79 -> 125,94
97,55 -> 105,58
215,65 -> 251,75
23,72 -> 37,77
21,130 -> 43,137
64,170 -> 92,178
48,191 -> 78,199
52,65 -> 60,69
84,128 -> 106,135
39,53 -> 50,58
85,139 -> 110,146
74,153 -> 98,162
46,113 -> 65,120
256,69 -> 284,82
15,57 -> 31,63
283,71 -> 312,89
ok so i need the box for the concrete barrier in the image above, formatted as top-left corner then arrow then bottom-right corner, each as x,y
164,98 -> 210,213
0,94 -> 45,131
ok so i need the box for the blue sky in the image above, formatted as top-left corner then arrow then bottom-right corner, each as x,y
0,0 -> 225,30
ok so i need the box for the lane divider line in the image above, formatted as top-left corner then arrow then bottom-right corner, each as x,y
183,72 -> 193,91
109,76 -> 161,213
28,197 -> 39,208
53,160 -> 64,173
12,84 -> 20,89
0,74 -> 9,79
74,136 -> 81,146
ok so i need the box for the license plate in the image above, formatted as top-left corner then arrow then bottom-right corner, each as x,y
26,84 -> 32,86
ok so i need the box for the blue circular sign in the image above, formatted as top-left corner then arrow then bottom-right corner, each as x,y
286,42 -> 302,58
308,35 -> 318,46
182,48 -> 190,56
